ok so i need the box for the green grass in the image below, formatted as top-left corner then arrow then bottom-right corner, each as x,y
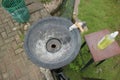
64,0 -> 120,80
79,0 -> 120,43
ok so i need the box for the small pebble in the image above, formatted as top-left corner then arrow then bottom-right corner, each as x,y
12,27 -> 17,31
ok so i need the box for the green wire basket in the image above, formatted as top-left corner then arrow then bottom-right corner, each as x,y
2,0 -> 30,23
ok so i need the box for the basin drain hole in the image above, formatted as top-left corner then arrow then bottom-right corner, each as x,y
51,44 -> 56,48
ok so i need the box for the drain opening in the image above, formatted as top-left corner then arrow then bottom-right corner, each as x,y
46,38 -> 61,53
51,44 -> 56,48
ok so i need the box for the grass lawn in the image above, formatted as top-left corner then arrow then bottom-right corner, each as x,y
63,0 -> 120,80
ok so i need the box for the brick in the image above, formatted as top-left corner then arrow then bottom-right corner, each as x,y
0,45 -> 8,51
0,23 -> 8,32
3,18 -> 10,23
28,3 -> 44,14
0,23 -> 7,28
0,59 -> 7,73
0,27 -> 5,33
5,25 -> 11,33
5,13 -> 11,19
0,35 -> 3,46
8,20 -> 14,28
15,35 -> 21,43
12,41 -> 18,50
25,0 -> 34,5
40,9 -> 50,18
11,54 -> 21,62
3,52 -> 12,66
0,14 -> 5,20
7,47 -> 15,55
30,14 -> 35,22
15,48 -> 23,55
18,42 -> 24,48
0,44 -> 11,51
34,11 -> 42,18
8,31 -> 17,37
31,12 -> 41,22
5,37 -> 14,43
0,50 -> 7,59
7,48 -> 21,62
1,32 -> 7,39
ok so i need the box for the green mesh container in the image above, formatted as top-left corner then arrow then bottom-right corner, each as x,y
2,0 -> 30,23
